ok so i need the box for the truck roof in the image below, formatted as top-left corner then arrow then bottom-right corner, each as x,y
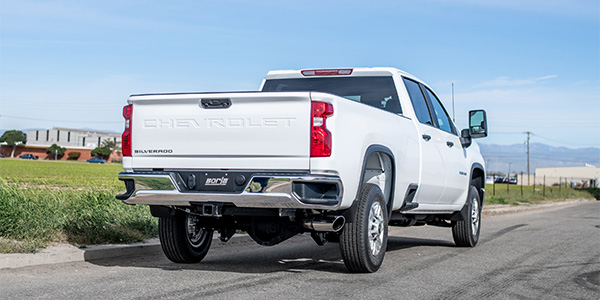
264,67 -> 424,82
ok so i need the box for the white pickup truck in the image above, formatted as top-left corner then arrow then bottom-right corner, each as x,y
116,67 -> 488,273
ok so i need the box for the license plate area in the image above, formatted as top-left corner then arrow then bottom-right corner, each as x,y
199,172 -> 235,192
177,171 -> 238,192
173,170 -> 309,193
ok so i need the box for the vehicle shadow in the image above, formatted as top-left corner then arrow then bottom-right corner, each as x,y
86,234 -> 455,274
386,236 -> 456,251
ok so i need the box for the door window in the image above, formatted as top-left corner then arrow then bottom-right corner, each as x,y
423,88 -> 456,135
403,78 -> 433,125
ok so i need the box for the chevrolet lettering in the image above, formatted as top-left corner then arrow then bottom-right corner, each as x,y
143,117 -> 297,129
117,67 -> 489,273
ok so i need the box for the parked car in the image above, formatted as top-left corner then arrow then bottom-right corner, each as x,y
494,177 -> 506,184
19,154 -> 39,160
87,157 -> 106,164
508,177 -> 518,184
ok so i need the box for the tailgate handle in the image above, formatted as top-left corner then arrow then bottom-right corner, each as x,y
201,98 -> 231,109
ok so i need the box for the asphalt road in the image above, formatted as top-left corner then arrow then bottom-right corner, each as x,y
1,202 -> 598,300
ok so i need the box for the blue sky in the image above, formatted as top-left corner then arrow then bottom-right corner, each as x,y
1,0 -> 598,148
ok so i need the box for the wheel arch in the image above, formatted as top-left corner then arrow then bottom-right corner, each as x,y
470,163 -> 485,206
342,145 -> 396,222
449,162 -> 485,222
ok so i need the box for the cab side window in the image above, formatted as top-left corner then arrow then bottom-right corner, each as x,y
403,78 -> 433,125
423,88 -> 456,135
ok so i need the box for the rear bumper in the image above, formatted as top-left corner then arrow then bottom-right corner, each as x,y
116,172 -> 343,210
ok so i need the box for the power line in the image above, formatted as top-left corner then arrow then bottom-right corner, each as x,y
483,154 -> 597,163
0,115 -> 121,124
0,103 -> 119,112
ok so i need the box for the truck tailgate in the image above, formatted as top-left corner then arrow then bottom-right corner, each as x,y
128,92 -> 311,170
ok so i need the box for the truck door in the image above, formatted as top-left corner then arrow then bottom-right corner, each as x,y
403,78 -> 446,204
421,87 -> 470,205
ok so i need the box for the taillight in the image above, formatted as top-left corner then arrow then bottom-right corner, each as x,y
311,101 -> 334,157
122,104 -> 132,157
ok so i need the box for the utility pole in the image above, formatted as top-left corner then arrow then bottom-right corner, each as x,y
524,131 -> 532,185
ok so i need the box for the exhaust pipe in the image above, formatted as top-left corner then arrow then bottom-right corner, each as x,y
302,216 -> 345,232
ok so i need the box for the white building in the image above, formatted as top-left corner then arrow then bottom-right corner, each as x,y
535,165 -> 599,188
27,127 -> 121,149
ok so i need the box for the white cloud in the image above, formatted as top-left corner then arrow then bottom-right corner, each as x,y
475,75 -> 558,88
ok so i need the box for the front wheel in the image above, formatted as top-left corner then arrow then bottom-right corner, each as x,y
159,212 -> 213,263
452,185 -> 481,247
339,183 -> 388,273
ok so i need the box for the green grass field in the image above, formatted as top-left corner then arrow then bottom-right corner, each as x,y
0,159 -> 124,190
485,183 -> 597,205
0,159 -> 157,253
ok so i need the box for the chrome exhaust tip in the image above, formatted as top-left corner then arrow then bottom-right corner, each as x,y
303,216 -> 345,232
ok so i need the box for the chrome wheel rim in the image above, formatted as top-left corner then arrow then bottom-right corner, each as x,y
186,214 -> 206,248
368,201 -> 385,256
471,197 -> 480,235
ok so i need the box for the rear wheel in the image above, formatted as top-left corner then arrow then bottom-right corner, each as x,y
340,183 -> 388,273
452,185 -> 481,247
159,212 -> 213,263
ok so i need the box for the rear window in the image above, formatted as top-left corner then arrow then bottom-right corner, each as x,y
262,76 -> 402,114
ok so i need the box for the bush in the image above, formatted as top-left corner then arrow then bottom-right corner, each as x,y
91,146 -> 112,158
67,152 -> 81,160
576,188 -> 600,200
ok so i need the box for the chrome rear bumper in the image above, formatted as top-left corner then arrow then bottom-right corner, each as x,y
116,172 -> 343,210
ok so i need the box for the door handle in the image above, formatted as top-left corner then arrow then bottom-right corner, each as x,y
446,141 -> 454,148
422,134 -> 431,141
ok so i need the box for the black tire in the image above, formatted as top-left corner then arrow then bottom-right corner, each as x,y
452,185 -> 481,247
339,183 -> 388,273
159,212 -> 213,263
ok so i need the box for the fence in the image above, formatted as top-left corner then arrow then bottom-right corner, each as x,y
489,172 -> 598,197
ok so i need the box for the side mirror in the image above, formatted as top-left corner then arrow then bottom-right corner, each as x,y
469,110 -> 488,138
460,128 -> 472,148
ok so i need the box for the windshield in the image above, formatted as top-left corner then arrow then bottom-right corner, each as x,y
261,76 -> 402,114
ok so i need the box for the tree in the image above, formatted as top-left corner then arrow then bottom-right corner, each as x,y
101,139 -> 119,151
0,130 -> 27,158
91,146 -> 112,159
46,144 -> 67,159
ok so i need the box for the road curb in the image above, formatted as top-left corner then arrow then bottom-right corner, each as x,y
1,199 -> 596,270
